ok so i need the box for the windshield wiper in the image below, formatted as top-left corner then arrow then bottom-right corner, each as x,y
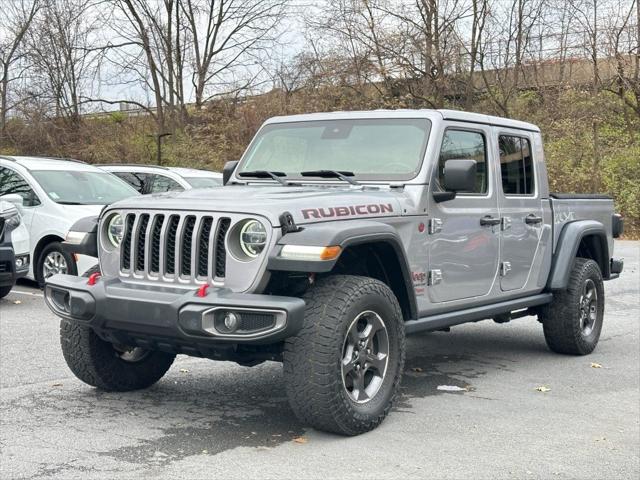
56,201 -> 84,205
300,170 -> 359,185
238,170 -> 288,185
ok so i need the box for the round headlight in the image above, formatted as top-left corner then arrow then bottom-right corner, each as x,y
107,214 -> 124,248
239,220 -> 267,258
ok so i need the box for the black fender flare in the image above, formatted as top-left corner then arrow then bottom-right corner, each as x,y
547,220 -> 610,290
61,215 -> 99,258
267,220 -> 418,320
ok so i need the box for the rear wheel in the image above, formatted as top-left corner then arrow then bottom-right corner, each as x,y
283,275 -> 405,435
541,258 -> 605,355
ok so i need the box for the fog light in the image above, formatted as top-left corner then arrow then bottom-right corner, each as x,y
223,312 -> 240,332
15,257 -> 24,268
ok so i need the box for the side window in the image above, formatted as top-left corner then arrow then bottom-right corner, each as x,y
149,174 -> 184,193
112,172 -> 149,194
499,135 -> 535,195
0,167 -> 41,206
438,129 -> 488,194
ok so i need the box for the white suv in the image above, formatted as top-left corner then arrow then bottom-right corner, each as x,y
0,156 -> 139,285
98,164 -> 222,194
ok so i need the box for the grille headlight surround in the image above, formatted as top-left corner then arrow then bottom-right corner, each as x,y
106,214 -> 124,248
239,219 -> 267,258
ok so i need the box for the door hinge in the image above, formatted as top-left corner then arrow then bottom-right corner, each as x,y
501,261 -> 512,276
501,216 -> 512,230
429,218 -> 443,234
428,269 -> 443,285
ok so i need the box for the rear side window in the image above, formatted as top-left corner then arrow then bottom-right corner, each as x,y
0,167 -> 41,206
437,129 -> 488,194
112,172 -> 150,194
149,174 -> 184,193
499,135 -> 535,195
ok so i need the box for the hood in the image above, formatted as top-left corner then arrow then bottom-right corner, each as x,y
107,185 -> 406,226
56,203 -> 105,219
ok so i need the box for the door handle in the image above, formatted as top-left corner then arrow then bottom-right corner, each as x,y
525,214 -> 543,225
480,215 -> 501,226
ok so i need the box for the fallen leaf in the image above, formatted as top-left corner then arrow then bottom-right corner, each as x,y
412,367 -> 423,372
437,385 -> 467,392
13,300 -> 21,305
293,436 -> 307,444
50,383 -> 63,387
202,449 -> 208,454
179,369 -> 189,373
535,386 -> 551,392
590,362 -> 603,369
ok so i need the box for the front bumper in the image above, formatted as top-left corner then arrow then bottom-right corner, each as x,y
0,246 -> 28,287
44,274 -> 306,350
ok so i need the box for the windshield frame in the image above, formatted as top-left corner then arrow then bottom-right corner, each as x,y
236,117 -> 432,183
30,169 -> 139,205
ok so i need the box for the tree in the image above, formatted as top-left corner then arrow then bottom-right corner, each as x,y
0,0 -> 40,142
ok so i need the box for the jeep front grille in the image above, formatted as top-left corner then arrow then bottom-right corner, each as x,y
120,212 -> 231,282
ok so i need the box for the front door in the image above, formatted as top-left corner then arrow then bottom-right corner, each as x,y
427,124 -> 500,304
496,130 -> 543,292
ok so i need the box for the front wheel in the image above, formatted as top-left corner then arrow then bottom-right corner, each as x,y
541,258 -> 605,355
60,319 -> 176,391
37,241 -> 77,287
283,275 -> 405,435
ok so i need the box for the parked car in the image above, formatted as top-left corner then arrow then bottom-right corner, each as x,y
0,200 -> 30,298
0,156 -> 139,285
44,110 -> 623,436
98,164 -> 222,194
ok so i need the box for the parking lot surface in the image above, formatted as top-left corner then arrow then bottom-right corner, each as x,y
1,241 -> 638,479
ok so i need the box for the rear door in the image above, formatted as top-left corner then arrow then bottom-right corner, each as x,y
495,129 -> 544,292
427,123 -> 500,303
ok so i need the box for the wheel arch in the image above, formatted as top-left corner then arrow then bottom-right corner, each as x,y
268,220 -> 418,321
548,220 -> 610,290
34,234 -> 66,266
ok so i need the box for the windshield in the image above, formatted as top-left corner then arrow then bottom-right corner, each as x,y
239,118 -> 431,181
30,170 -> 138,205
184,177 -> 222,189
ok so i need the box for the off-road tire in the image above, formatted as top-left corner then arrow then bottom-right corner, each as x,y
0,285 -> 12,299
60,268 -> 175,391
541,258 -> 605,355
283,275 -> 405,435
37,241 -> 77,287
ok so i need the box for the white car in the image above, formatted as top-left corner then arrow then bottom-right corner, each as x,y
0,156 -> 139,285
98,164 -> 222,194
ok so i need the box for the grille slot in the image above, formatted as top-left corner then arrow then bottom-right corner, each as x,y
117,212 -> 236,284
121,214 -> 135,270
181,216 -> 197,276
197,217 -> 213,277
135,214 -> 150,272
215,218 -> 231,278
165,215 -> 180,275
149,215 -> 165,274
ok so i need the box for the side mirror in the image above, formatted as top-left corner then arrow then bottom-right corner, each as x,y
0,194 -> 24,210
434,159 -> 477,203
222,160 -> 239,185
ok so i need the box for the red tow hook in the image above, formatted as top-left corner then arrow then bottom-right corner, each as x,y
196,284 -> 209,298
87,272 -> 101,286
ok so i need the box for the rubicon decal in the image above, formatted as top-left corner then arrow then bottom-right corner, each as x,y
302,203 -> 394,219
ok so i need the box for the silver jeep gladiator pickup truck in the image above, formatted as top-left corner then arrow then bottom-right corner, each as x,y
45,109 -> 624,435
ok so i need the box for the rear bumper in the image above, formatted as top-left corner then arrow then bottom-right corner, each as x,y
44,274 -> 306,348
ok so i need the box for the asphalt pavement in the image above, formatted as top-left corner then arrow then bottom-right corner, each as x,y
1,241 -> 638,479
